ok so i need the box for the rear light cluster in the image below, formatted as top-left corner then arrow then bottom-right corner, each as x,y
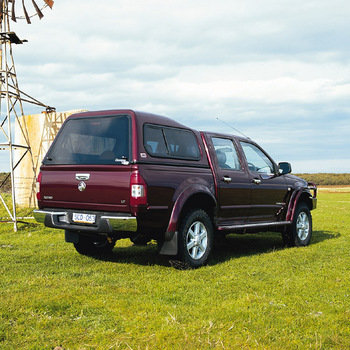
36,172 -> 42,201
131,184 -> 145,198
130,171 -> 147,206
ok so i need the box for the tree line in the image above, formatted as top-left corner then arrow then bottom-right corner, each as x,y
294,173 -> 350,186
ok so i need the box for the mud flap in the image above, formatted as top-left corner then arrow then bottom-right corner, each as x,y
159,231 -> 178,256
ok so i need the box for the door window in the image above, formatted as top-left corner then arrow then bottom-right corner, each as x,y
240,142 -> 275,174
212,137 -> 241,170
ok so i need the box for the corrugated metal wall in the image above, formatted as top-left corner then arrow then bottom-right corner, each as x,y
14,110 -> 86,207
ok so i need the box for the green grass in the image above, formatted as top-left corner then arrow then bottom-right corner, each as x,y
0,191 -> 349,349
0,193 -> 34,222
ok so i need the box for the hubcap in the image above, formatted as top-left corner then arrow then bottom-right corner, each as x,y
296,211 -> 310,241
186,221 -> 208,260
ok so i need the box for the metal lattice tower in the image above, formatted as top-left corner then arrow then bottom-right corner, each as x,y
0,0 -> 54,231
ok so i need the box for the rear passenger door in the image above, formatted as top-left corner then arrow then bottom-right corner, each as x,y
209,136 -> 251,225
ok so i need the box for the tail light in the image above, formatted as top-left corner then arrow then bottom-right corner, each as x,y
130,171 -> 147,206
36,172 -> 42,201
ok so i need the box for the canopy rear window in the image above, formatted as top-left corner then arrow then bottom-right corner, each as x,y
44,115 -> 130,165
143,124 -> 200,160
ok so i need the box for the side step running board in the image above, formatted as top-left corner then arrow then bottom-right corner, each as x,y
217,221 -> 291,231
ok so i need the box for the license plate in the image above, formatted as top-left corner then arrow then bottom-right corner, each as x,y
72,213 -> 96,224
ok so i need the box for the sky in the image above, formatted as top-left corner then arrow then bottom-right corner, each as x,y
1,0 -> 350,173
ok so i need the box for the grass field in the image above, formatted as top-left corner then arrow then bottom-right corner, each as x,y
0,190 -> 349,349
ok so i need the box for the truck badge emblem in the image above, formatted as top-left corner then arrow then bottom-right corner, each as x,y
78,181 -> 86,192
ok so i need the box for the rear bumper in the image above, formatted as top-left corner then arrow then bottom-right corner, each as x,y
33,209 -> 137,234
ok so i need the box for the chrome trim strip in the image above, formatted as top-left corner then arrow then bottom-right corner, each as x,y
75,173 -> 90,181
33,210 -> 67,223
100,216 -> 136,220
101,215 -> 137,232
218,221 -> 292,231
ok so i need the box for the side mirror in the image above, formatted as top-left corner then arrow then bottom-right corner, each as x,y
278,162 -> 292,175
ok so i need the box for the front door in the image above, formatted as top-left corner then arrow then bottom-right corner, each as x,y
239,141 -> 289,223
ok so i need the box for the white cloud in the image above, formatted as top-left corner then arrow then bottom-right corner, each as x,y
0,0 -> 349,173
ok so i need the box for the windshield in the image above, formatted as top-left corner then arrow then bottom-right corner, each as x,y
44,115 -> 131,165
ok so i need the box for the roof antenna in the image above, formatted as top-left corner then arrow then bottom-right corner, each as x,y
216,117 -> 251,140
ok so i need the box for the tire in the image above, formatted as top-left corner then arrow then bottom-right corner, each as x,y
74,235 -> 116,256
177,209 -> 213,268
283,203 -> 312,247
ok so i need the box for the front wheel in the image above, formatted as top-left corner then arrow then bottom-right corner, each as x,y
283,203 -> 312,247
178,209 -> 213,268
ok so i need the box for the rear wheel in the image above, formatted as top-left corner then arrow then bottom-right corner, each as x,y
74,235 -> 116,256
283,203 -> 312,247
178,209 -> 213,268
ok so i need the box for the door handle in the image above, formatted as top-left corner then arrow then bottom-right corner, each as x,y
252,178 -> 261,184
222,176 -> 232,183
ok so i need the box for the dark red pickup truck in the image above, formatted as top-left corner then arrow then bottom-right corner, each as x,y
34,109 -> 317,267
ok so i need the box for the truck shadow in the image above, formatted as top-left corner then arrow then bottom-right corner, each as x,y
91,243 -> 171,267
312,230 -> 341,243
209,230 -> 340,265
90,230 -> 339,267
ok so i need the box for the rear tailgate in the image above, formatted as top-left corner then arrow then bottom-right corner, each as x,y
38,112 -> 134,213
40,165 -> 131,212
